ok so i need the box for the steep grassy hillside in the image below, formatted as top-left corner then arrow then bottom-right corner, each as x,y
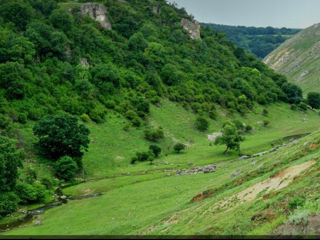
264,23 -> 320,94
203,23 -> 300,59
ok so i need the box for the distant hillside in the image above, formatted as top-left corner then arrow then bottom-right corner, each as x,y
264,23 -> 320,94
203,23 -> 301,59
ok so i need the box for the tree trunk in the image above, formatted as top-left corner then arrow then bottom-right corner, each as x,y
224,146 -> 229,155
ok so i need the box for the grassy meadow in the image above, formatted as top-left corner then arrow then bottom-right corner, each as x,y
4,100 -> 320,235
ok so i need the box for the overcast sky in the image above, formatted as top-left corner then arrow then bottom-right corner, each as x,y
167,0 -> 320,29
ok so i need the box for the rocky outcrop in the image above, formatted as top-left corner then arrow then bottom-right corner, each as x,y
80,58 -> 90,67
181,18 -> 201,40
80,3 -> 112,30
152,6 -> 160,15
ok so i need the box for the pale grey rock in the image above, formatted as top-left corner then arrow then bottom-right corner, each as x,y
80,58 -> 90,67
181,18 -> 201,40
80,3 -> 112,30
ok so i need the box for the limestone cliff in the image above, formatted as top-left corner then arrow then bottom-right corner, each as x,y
80,3 -> 112,30
181,18 -> 201,40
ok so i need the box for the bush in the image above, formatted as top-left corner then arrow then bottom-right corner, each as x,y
0,192 -> 19,217
80,113 -> 90,122
144,127 -> 164,142
291,104 -> 298,111
18,113 -> 28,124
263,120 -> 270,127
298,102 -> 308,111
289,196 -> 305,210
262,109 -> 268,116
15,182 -> 46,204
149,145 -> 162,158
195,117 -> 209,132
54,156 -> 78,181
130,151 -> 154,164
245,125 -> 253,133
174,143 -> 186,153
307,92 -> 320,109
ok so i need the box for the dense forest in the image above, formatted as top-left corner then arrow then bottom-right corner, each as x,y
0,0 -> 305,218
202,23 -> 301,59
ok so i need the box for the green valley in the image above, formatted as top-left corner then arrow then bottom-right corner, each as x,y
0,0 -> 320,238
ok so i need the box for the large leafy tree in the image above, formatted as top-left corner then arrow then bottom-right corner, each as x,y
33,114 -> 90,164
215,121 -> 244,154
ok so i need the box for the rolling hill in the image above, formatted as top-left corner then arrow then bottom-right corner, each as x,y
203,23 -> 300,59
264,23 -> 320,94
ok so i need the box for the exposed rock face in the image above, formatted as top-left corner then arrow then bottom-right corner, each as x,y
181,18 -> 201,40
80,58 -> 90,67
80,3 -> 112,30
152,6 -> 160,15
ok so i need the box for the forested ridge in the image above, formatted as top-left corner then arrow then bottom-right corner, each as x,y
203,23 -> 301,59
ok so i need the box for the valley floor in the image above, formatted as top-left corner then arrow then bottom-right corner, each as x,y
3,102 -> 320,236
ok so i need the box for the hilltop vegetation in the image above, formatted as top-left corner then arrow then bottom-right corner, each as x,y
264,23 -> 320,95
203,23 -> 300,59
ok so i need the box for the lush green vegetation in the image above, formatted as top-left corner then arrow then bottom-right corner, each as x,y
1,0 -> 320,236
203,23 -> 300,59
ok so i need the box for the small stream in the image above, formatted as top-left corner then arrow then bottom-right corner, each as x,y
0,193 -> 103,233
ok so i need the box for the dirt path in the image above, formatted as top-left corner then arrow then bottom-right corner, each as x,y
217,160 -> 316,210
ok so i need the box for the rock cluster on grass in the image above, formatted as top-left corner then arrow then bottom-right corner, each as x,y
176,164 -> 216,176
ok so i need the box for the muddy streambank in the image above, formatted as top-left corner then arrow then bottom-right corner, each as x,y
0,193 -> 102,233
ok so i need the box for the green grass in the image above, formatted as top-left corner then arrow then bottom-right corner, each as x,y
5,100 -> 320,235
6,130 -> 320,235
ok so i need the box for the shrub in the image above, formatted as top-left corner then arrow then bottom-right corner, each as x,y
174,143 -> 186,153
263,120 -> 270,127
262,109 -> 268,116
289,196 -> 305,210
54,156 -> 78,181
0,192 -> 20,217
80,113 -> 90,122
245,125 -> 253,133
298,102 -> 308,111
15,182 -> 46,204
144,127 -> 164,142
130,151 -> 154,164
307,92 -> 320,109
149,145 -> 162,158
195,117 -> 209,132
18,113 -> 28,124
